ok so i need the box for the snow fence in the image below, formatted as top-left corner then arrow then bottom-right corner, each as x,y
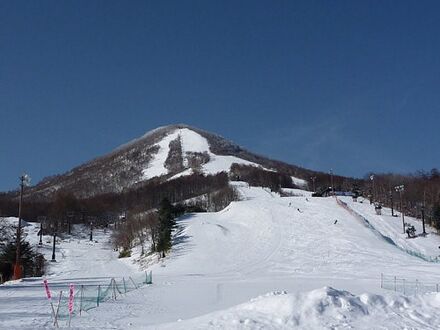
49,271 -> 152,320
381,274 -> 440,295
336,198 -> 440,263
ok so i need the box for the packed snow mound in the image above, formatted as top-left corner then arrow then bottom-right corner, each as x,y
157,287 -> 440,329
142,128 -> 264,180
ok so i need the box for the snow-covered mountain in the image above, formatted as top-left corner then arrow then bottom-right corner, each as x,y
27,124 -> 308,198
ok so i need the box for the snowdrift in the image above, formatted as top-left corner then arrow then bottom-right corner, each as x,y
157,286 -> 440,329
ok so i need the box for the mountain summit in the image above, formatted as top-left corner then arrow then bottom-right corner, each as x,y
28,124 -> 308,198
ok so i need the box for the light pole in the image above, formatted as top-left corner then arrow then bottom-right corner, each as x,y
13,173 -> 31,280
395,185 -> 405,234
370,175 -> 375,203
389,190 -> 394,216
421,205 -> 426,235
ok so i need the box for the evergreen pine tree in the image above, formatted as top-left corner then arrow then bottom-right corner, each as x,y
0,239 -> 40,280
157,198 -> 176,257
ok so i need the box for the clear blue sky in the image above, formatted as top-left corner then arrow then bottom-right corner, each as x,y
1,1 -> 439,191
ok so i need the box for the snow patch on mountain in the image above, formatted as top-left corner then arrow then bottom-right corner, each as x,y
142,128 -> 264,180
141,129 -> 183,179
291,176 -> 307,188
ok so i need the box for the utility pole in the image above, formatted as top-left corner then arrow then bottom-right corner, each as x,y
310,176 -> 317,192
13,173 -> 30,280
395,185 -> 405,234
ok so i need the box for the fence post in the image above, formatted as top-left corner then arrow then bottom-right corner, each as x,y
79,285 -> 84,316
394,276 -> 397,292
53,291 -> 63,328
123,277 -> 127,293
129,276 -> 138,289
380,273 -> 383,289
112,279 -> 117,300
97,285 -> 101,307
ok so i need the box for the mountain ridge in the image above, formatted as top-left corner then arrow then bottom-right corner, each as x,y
24,124 -> 311,199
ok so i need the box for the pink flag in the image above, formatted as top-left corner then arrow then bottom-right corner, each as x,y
43,279 -> 51,299
68,284 -> 75,314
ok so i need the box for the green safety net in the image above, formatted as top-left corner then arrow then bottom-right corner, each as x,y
47,271 -> 153,319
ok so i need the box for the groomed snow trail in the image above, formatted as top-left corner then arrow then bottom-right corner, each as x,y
67,183 -> 440,329
2,185 -> 440,329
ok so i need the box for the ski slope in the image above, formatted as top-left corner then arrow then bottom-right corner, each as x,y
1,184 -> 440,329
142,128 -> 263,180
73,183 -> 440,329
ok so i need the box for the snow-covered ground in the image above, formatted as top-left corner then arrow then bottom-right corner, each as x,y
0,222 -> 139,329
156,287 -> 440,330
1,184 -> 440,329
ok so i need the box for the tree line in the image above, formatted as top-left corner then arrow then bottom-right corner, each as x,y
359,169 -> 440,231
0,172 -> 234,232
